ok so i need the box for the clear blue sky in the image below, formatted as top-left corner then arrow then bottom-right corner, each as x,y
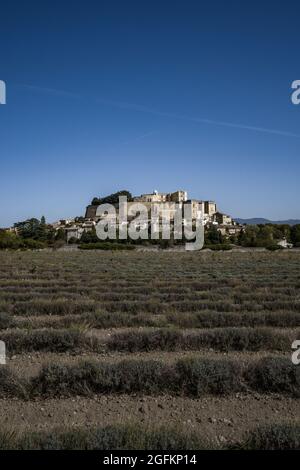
1,0 -> 300,227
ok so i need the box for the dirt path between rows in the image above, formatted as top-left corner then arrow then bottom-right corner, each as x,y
0,394 -> 298,446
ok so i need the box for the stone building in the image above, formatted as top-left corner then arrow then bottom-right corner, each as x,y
213,212 -> 232,225
133,190 -> 188,204
84,189 -> 235,227
204,201 -> 217,216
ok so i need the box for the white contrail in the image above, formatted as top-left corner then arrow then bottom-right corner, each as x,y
18,84 -> 300,138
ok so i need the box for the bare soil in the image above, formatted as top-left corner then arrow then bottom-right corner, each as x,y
0,394 -> 298,446
0,251 -> 299,448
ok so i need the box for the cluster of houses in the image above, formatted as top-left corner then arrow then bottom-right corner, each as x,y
55,190 -> 242,242
2,190 -> 294,249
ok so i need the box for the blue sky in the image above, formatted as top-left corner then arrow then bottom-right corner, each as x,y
0,0 -> 300,226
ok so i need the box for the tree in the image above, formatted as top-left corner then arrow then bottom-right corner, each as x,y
291,225 -> 300,245
14,218 -> 41,239
0,231 -> 22,249
68,237 -> 79,245
271,224 -> 290,241
80,228 -> 99,244
238,225 -> 259,247
35,216 -> 48,241
256,225 -> 273,247
14,216 -> 53,242
205,226 -> 224,245
55,228 -> 66,241
91,190 -> 133,206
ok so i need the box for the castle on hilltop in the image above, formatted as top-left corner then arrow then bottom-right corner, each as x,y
85,189 -> 230,225
54,189 -> 240,242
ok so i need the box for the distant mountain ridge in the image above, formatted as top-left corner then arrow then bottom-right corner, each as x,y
234,218 -> 300,226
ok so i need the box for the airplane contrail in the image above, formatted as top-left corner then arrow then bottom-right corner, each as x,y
18,84 -> 300,139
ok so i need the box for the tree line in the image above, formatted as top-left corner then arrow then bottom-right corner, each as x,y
1,216 -> 300,251
0,217 -> 65,250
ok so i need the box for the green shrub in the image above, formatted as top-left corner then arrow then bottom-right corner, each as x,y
31,360 -> 175,397
266,244 -> 284,251
0,424 -> 211,450
22,239 -> 46,250
0,231 -> 46,250
107,328 -> 289,352
0,231 -> 23,250
204,244 -> 232,251
81,312 -> 164,328
1,356 -> 299,399
111,360 -> 175,394
167,311 -> 300,328
176,358 -> 243,396
1,329 -> 99,354
107,329 -> 183,352
199,328 -> 288,352
0,312 -> 15,329
30,357 -> 245,398
31,362 -> 111,397
67,237 -> 79,245
0,422 -> 299,450
13,299 -> 96,316
0,367 -> 28,398
244,424 -> 300,450
245,357 -> 300,397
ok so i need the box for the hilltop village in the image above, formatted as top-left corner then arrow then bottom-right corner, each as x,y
2,190 -> 298,250
59,189 -> 241,242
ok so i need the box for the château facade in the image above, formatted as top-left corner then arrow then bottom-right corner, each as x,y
85,189 -> 228,225
56,189 -> 240,242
